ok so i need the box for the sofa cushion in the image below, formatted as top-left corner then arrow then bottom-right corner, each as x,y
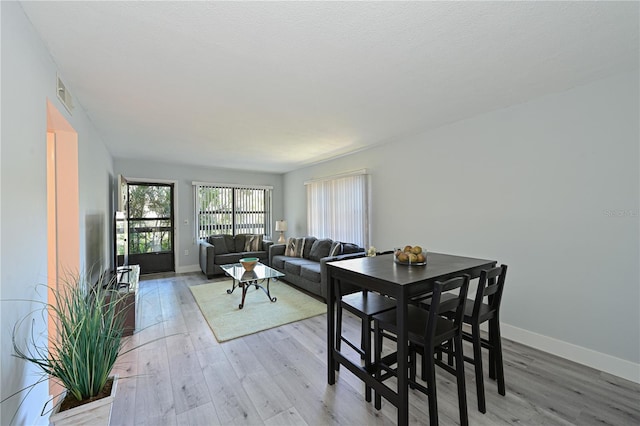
285,237 -> 304,257
300,263 -> 321,283
215,253 -> 244,264
234,234 -> 248,252
242,250 -> 266,259
302,236 -> 317,259
329,241 -> 342,257
342,243 -> 362,254
309,238 -> 333,261
284,258 -> 317,275
244,234 -> 263,251
223,235 -> 236,252
207,235 -> 230,254
271,255 -> 290,270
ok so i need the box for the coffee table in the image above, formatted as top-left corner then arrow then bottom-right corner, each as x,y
220,262 -> 285,309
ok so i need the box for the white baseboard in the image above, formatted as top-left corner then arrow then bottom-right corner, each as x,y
176,264 -> 201,274
502,323 -> 640,384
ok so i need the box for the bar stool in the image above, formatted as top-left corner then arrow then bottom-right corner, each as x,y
372,275 -> 471,426
420,264 -> 508,413
334,252 -> 396,402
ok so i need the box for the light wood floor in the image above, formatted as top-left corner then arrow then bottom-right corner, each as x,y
110,272 -> 640,425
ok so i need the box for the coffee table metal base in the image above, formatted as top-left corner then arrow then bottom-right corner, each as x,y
227,278 -> 277,309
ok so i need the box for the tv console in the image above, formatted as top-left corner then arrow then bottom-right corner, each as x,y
106,264 -> 140,336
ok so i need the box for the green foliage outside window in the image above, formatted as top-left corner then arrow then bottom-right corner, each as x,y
128,184 -> 173,254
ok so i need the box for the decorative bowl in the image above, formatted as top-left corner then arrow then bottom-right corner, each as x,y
393,246 -> 427,266
239,257 -> 259,271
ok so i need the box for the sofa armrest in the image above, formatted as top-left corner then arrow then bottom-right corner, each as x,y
320,252 -> 367,300
269,243 -> 286,266
199,240 -> 217,277
262,239 -> 274,252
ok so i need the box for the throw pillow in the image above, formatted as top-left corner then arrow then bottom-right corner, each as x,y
309,239 -> 333,261
234,234 -> 247,252
302,236 -> 317,259
244,234 -> 263,251
208,235 -> 229,254
342,243 -> 361,254
285,237 -> 304,257
329,241 -> 342,257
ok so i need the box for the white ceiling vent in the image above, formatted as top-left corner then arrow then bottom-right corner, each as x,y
56,74 -> 74,114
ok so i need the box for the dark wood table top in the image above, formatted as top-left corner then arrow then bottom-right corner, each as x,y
328,252 -> 496,294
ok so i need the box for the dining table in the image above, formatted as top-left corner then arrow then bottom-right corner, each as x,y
326,252 -> 497,426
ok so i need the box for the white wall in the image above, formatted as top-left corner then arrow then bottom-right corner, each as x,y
114,159 -> 284,272
1,2 -> 114,424
284,71 -> 639,381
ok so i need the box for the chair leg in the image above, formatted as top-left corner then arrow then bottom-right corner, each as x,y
409,344 -> 419,390
363,318 -> 372,402
424,347 -> 439,426
491,318 -> 506,396
471,323 -> 486,413
488,321 -> 496,380
454,335 -> 469,426
421,348 -> 428,381
335,301 -> 343,372
374,321 -> 382,410
360,318 -> 368,357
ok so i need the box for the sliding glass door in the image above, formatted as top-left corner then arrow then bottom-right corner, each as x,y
127,182 -> 175,274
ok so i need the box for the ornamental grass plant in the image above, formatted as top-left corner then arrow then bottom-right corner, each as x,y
3,270 -> 140,418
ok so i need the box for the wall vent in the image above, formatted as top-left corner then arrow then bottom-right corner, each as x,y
56,74 -> 74,114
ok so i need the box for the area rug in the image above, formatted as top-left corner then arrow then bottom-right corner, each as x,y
189,280 -> 326,342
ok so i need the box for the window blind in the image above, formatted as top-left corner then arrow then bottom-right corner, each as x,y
194,183 -> 273,240
306,171 -> 369,248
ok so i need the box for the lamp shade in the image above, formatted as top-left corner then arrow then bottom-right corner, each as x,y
275,220 -> 288,232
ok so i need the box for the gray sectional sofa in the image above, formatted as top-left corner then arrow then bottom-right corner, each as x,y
199,234 -> 273,278
268,236 -> 365,301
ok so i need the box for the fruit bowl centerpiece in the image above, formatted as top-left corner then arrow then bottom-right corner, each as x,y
394,245 -> 427,266
239,257 -> 259,271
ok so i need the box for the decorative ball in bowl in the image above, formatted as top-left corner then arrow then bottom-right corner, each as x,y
239,257 -> 259,271
393,245 -> 427,266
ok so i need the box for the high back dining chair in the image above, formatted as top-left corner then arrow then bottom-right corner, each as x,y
334,254 -> 397,402
372,275 -> 471,426
421,264 -> 508,413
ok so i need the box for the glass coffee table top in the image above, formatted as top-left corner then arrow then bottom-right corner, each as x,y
220,262 -> 284,309
220,262 -> 285,282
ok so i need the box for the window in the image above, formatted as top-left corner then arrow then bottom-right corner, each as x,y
306,170 -> 369,248
127,183 -> 174,254
194,182 -> 273,240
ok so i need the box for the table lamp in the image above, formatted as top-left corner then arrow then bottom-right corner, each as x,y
275,220 -> 288,243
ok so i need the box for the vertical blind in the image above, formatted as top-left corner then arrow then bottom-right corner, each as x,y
193,182 -> 273,240
306,171 -> 369,248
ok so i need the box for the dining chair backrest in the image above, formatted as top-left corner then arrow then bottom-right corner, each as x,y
426,275 -> 470,344
471,265 -> 507,321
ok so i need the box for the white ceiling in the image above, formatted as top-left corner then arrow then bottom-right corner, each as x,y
20,1 -> 639,173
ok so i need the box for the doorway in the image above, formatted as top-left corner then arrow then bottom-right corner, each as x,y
46,100 -> 79,398
126,182 -> 175,274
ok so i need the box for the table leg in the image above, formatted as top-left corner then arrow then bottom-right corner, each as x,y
239,282 -> 248,309
226,278 -> 239,294
397,290 -> 409,426
327,273 -> 336,385
262,279 -> 277,302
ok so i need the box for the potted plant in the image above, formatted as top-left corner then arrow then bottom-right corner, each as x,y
3,270 -> 137,425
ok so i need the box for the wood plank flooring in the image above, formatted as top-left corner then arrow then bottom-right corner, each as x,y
110,272 -> 640,425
